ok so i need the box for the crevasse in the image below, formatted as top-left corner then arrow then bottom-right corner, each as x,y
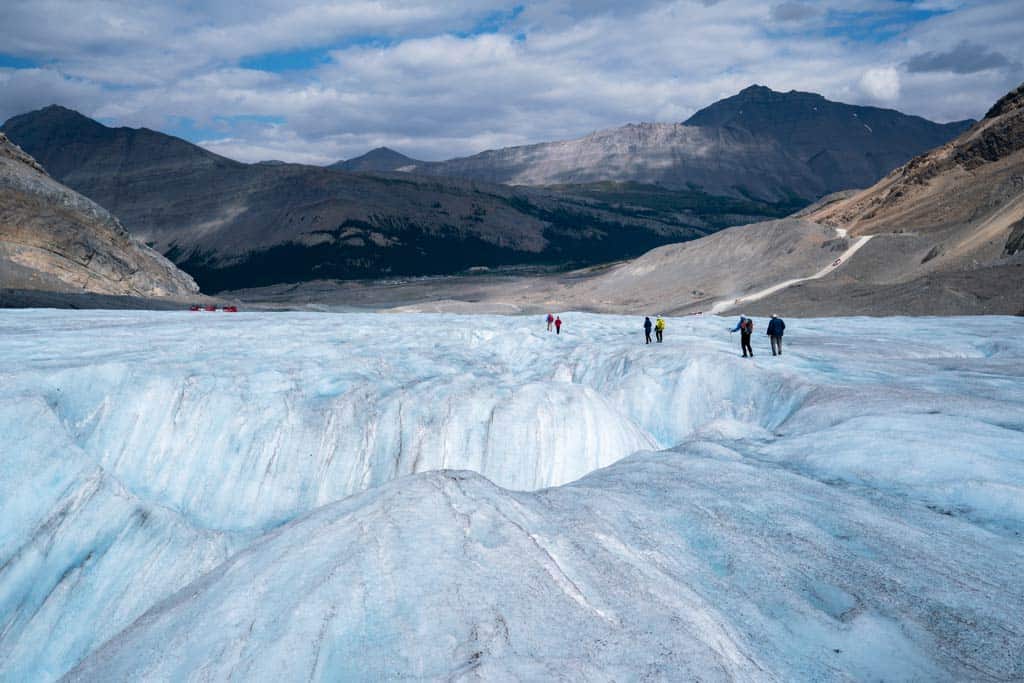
17,311 -> 804,531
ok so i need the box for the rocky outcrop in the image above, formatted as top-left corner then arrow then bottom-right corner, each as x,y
0,132 -> 199,298
984,83 -> 1024,120
1006,218 -> 1024,256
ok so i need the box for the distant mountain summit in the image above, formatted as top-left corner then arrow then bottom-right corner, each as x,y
331,147 -> 420,172
3,105 -> 238,184
352,86 -> 972,201
683,85 -> 974,192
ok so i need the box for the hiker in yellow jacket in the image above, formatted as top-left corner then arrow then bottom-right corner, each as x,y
655,316 -> 665,343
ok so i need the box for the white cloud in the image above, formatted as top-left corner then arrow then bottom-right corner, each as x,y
859,66 -> 902,102
1,0 -> 1022,162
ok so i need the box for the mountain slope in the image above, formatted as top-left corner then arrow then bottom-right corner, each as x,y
2,108 -> 719,293
403,123 -> 821,201
0,132 -> 198,299
757,81 -> 1024,315
369,86 -> 972,201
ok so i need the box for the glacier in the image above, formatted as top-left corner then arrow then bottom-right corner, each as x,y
1,310 -> 1022,680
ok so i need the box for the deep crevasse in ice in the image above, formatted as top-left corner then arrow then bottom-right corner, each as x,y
1,311 -> 1023,681
5,312 -> 804,531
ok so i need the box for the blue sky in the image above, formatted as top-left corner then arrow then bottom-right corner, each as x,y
0,1 -> 1021,164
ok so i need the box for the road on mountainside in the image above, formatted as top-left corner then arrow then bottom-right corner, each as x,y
710,228 -> 873,314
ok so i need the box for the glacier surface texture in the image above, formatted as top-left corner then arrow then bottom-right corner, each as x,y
1,310 -> 1022,681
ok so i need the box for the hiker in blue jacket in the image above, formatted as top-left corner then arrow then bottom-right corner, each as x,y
767,314 -> 786,356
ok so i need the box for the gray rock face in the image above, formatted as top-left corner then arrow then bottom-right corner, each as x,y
0,132 -> 199,298
404,123 -> 819,201
358,86 -> 972,202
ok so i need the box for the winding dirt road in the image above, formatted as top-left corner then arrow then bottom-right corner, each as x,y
710,228 -> 873,314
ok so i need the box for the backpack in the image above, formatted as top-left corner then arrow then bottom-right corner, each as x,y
743,319 -> 753,333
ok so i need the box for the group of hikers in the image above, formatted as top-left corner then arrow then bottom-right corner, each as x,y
642,316 -> 666,344
545,313 -> 563,334
544,312 -> 787,357
648,313 -> 786,357
730,314 -> 786,357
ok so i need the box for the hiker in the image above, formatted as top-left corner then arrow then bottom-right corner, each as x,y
644,316 -> 653,344
546,313 -> 554,332
767,314 -> 785,356
730,315 -> 754,357
555,316 -> 562,335
655,316 -> 665,343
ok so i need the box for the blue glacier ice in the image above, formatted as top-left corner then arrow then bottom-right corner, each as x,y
1,310 -> 1022,680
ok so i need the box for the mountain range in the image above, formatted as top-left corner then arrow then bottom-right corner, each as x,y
323,83 -> 1022,317
0,86 -> 977,298
0,103 -> 796,293
334,86 -> 973,201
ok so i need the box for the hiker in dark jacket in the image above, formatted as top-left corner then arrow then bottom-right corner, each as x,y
767,314 -> 786,356
644,317 -> 653,344
730,315 -> 754,357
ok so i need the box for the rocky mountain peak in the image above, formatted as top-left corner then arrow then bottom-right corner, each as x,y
684,85 -> 831,128
14,104 -> 105,134
331,146 -> 419,172
984,81 -> 1024,120
2,105 -> 239,183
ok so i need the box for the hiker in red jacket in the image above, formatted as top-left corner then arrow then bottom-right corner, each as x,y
555,316 -> 562,335
546,313 -> 554,331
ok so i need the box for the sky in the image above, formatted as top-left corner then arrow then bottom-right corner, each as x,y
0,0 -> 1021,164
